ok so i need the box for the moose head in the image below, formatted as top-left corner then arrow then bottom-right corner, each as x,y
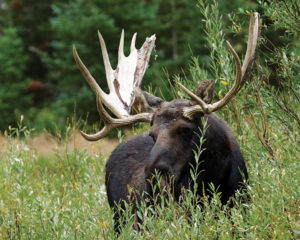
73,13 -> 260,232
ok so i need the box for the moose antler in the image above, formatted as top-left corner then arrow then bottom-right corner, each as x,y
75,13 -> 260,141
180,12 -> 260,119
74,31 -> 156,141
79,94 -> 152,141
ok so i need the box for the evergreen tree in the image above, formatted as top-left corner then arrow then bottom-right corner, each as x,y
0,27 -> 31,128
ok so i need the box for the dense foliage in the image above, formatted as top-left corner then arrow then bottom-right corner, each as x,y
2,0 -> 298,131
0,111 -> 298,239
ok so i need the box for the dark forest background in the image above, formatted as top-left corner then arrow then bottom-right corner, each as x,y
0,0 -> 299,133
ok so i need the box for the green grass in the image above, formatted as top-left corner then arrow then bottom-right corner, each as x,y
0,97 -> 299,239
0,139 -> 113,239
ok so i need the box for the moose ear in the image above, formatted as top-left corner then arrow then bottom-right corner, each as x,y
133,88 -> 164,112
193,79 -> 215,104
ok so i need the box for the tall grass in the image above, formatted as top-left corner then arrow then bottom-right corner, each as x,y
0,94 -> 298,239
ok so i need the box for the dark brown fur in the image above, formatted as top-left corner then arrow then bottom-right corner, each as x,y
105,98 -> 248,232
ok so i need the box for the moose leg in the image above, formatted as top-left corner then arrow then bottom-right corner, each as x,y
224,161 -> 248,207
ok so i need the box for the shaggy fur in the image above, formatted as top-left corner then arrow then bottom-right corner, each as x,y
105,99 -> 248,232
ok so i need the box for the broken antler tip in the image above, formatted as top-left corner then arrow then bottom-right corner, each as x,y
149,34 -> 156,40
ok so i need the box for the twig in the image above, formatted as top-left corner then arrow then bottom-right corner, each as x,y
244,84 -> 279,168
255,84 -> 279,167
271,93 -> 300,127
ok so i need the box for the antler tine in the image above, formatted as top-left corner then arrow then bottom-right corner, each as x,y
209,41 -> 242,111
178,82 -> 208,112
118,29 -> 125,61
179,41 -> 242,115
73,45 -> 109,104
182,12 -> 259,119
80,94 -> 153,141
130,33 -> 137,52
241,12 -> 260,88
80,94 -> 115,141
97,31 -> 114,93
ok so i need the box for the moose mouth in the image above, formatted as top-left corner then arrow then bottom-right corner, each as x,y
160,173 -> 175,188
150,170 -> 178,192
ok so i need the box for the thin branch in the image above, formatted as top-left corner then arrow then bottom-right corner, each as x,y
255,85 -> 267,137
271,93 -> 300,127
244,82 -> 279,167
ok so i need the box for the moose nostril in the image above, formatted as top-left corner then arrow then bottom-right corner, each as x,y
151,161 -> 173,176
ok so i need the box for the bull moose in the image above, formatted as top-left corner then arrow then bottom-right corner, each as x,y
73,13 -> 260,232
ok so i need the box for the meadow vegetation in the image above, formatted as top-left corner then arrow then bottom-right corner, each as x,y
0,86 -> 299,239
0,0 -> 299,239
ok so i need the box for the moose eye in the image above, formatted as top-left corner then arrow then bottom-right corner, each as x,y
179,126 -> 193,136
